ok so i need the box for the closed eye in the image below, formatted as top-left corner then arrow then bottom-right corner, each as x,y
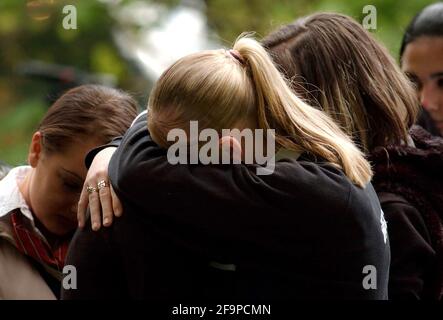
63,180 -> 82,193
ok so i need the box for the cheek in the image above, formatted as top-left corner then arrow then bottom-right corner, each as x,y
30,173 -> 77,217
30,179 -> 61,218
30,178 -> 79,236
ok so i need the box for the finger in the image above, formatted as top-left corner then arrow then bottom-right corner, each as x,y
98,184 -> 113,227
77,186 -> 89,228
88,189 -> 102,231
219,135 -> 243,163
110,185 -> 123,217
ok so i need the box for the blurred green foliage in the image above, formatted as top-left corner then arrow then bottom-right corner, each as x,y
0,0 -> 131,165
0,100 -> 47,165
205,0 -> 434,55
0,0 -> 437,165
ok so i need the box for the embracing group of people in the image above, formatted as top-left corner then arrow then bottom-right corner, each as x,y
1,4 -> 443,301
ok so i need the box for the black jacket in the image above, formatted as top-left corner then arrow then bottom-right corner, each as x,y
62,114 -> 390,300
371,126 -> 443,300
417,109 -> 441,137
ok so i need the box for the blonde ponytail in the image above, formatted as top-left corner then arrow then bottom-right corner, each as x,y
233,35 -> 372,187
148,34 -> 372,188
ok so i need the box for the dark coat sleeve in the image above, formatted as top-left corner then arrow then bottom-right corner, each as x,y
84,111 -> 148,169
61,223 -> 126,299
69,112 -> 390,300
84,137 -> 122,169
378,192 -> 436,300
106,113 -> 389,299
107,112 -> 355,254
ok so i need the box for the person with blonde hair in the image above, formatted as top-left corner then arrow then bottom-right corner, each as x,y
63,36 -> 389,300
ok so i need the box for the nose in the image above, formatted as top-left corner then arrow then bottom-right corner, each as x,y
420,84 -> 440,112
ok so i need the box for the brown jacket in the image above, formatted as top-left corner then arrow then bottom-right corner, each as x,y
0,238 -> 56,300
0,166 -> 56,300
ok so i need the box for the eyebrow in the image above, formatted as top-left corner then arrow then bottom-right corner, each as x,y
404,71 -> 443,81
404,72 -> 419,81
59,168 -> 83,183
430,72 -> 443,79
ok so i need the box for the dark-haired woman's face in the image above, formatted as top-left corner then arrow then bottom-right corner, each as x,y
402,36 -> 443,135
23,133 -> 100,237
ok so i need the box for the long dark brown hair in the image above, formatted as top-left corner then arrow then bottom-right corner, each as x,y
262,13 -> 419,152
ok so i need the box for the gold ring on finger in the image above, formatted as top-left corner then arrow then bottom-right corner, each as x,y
97,180 -> 108,190
86,185 -> 97,194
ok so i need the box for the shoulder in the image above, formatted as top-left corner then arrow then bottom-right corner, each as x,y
336,182 -> 388,250
379,192 -> 423,224
378,192 -> 412,207
378,192 -> 432,244
260,158 -> 353,210
0,239 -> 56,299
0,166 -> 31,219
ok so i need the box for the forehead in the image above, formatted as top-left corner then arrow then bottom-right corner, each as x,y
45,139 -> 101,177
402,36 -> 443,76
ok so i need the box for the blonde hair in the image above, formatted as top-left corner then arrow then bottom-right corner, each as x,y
148,35 -> 373,188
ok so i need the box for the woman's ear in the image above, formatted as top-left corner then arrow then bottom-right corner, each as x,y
28,132 -> 43,168
219,135 -> 243,162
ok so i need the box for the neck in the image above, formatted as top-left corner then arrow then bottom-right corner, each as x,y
18,170 -> 33,213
